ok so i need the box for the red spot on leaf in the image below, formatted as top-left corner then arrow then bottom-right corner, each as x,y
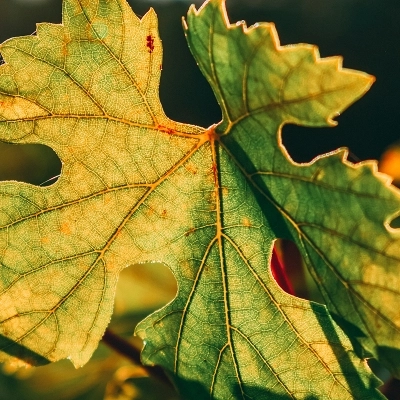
146,35 -> 155,53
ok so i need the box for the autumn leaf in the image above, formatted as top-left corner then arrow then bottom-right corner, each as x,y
0,0 -> 398,398
0,0 -> 204,368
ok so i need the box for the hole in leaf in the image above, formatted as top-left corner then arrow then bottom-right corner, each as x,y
272,239 -> 304,297
0,53 -> 4,66
0,142 -> 61,186
272,239 -> 324,303
281,125 -> 343,163
281,123 -> 367,164
111,262 -> 177,330
388,214 -> 400,230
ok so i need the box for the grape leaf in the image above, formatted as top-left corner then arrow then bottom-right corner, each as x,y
0,0 -> 204,368
0,0 -> 398,398
181,0 -> 400,378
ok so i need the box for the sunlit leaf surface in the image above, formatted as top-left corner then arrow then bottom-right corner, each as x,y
0,0 -> 398,398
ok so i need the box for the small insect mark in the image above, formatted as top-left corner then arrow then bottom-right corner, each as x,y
146,35 -> 155,53
161,209 -> 167,218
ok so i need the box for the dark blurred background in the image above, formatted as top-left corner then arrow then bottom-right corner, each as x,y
0,0 -> 400,186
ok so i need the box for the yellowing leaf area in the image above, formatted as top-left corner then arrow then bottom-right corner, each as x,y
0,0 -> 399,398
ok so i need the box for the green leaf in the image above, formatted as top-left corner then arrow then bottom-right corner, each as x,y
182,0 -> 400,381
0,0 -> 397,398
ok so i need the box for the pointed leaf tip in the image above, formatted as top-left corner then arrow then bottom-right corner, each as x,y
185,0 -> 374,132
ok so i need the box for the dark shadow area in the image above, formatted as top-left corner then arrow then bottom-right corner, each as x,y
311,303 -> 381,399
0,333 -> 49,366
380,376 -> 400,400
0,142 -> 61,186
171,375 -> 323,400
368,358 -> 391,391
332,314 -> 400,381
376,346 -> 400,379
124,376 -> 179,400
232,383 -> 319,400
329,312 -> 370,361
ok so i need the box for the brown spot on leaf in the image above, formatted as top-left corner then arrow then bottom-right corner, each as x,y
180,260 -> 193,279
208,191 -> 217,211
0,99 -> 14,109
62,43 -> 68,57
161,209 -> 167,218
60,222 -> 71,235
185,163 -> 198,175
242,218 -> 251,227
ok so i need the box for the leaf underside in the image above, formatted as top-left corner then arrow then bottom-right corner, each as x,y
0,0 -> 399,398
